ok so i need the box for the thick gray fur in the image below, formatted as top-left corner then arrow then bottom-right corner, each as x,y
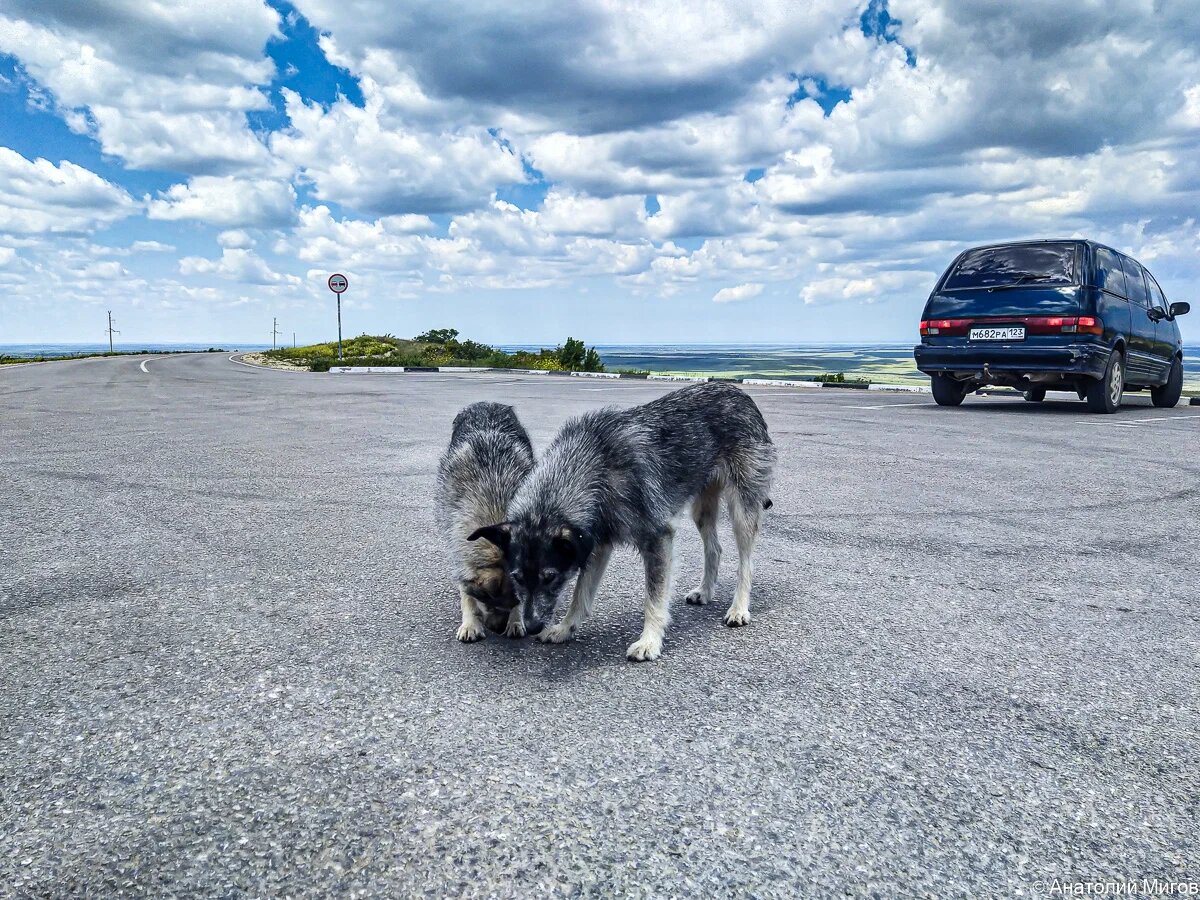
470,382 -> 775,661
436,402 -> 536,642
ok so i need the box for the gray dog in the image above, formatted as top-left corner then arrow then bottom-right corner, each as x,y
436,401 -> 536,642
469,382 -> 775,661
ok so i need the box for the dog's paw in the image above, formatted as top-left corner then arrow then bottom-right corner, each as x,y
626,636 -> 663,662
456,621 -> 487,643
684,588 -> 711,606
723,608 -> 751,628
538,623 -> 574,644
504,618 -> 527,639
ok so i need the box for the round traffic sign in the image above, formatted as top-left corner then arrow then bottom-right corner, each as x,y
328,273 -> 348,294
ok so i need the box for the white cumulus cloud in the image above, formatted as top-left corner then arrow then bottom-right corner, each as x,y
713,282 -> 764,304
179,248 -> 301,286
0,147 -> 135,235
147,178 -> 297,228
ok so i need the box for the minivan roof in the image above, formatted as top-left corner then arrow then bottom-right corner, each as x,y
957,238 -> 1127,252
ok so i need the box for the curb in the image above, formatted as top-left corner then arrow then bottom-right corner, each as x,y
329,365 -> 437,374
235,357 -> 1199,401
312,361 -> 931,394
868,383 -> 932,393
742,378 -> 821,389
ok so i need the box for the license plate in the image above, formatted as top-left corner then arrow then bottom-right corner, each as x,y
969,326 -> 1025,341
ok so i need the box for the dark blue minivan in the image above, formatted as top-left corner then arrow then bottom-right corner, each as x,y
914,240 -> 1190,412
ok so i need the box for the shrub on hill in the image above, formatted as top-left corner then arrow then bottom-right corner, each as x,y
264,330 -> 606,373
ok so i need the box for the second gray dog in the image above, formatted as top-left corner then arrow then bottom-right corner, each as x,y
437,401 -> 536,642
469,382 -> 775,661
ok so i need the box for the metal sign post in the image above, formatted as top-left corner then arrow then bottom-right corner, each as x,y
327,273 -> 348,360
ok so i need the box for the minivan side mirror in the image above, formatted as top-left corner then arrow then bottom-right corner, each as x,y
1169,301 -> 1190,317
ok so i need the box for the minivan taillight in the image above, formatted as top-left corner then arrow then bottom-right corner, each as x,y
1024,315 -> 1101,335
920,318 -> 970,336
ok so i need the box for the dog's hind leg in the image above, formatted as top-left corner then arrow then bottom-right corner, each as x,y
456,588 -> 487,643
685,480 -> 722,607
627,529 -> 674,662
724,491 -> 761,627
539,544 -> 612,644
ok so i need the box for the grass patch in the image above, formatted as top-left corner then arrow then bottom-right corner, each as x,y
266,329 -> 607,374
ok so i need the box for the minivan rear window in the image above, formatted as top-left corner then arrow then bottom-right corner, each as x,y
943,243 -> 1078,290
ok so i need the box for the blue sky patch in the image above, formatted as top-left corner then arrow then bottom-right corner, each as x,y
788,75 -> 853,116
0,55 -> 176,194
859,0 -> 917,66
494,158 -> 549,210
249,0 -> 364,135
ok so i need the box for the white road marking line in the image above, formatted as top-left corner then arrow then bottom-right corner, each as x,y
1078,414 -> 1200,429
841,403 -> 925,409
139,359 -> 150,373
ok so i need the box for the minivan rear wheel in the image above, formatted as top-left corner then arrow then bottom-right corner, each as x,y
1085,350 -> 1124,414
1023,389 -> 1046,402
1151,357 -> 1183,408
931,374 -> 969,407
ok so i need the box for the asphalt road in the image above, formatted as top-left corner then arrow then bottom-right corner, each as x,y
2,354 -> 1197,898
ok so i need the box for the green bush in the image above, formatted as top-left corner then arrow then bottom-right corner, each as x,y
413,328 -> 459,343
808,372 -> 868,384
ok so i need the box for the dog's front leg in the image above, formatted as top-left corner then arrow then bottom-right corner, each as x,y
455,588 -> 487,643
627,529 -> 674,661
539,544 -> 612,644
503,600 -> 528,638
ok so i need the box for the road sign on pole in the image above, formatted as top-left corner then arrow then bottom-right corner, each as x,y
328,274 -> 348,361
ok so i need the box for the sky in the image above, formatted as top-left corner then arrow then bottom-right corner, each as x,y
0,0 -> 1198,346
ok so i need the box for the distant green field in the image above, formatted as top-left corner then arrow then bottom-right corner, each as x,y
576,343 -> 1200,391
585,344 -> 927,384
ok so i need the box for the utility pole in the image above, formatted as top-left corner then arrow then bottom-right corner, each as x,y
106,311 -> 120,352
272,317 -> 282,350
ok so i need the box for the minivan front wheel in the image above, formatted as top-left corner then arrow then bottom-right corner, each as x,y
931,373 -> 969,407
1085,350 -> 1124,414
1151,357 -> 1183,408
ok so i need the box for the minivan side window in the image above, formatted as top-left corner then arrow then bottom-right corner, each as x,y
1094,247 -> 1127,297
1120,256 -> 1149,307
1146,272 -> 1168,314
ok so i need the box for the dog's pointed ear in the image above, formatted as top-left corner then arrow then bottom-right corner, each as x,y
552,524 -> 593,568
467,523 -> 512,552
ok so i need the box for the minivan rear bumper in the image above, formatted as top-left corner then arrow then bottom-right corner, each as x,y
913,342 -> 1110,380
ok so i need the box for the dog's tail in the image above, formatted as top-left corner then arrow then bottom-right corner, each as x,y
762,498 -> 773,510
